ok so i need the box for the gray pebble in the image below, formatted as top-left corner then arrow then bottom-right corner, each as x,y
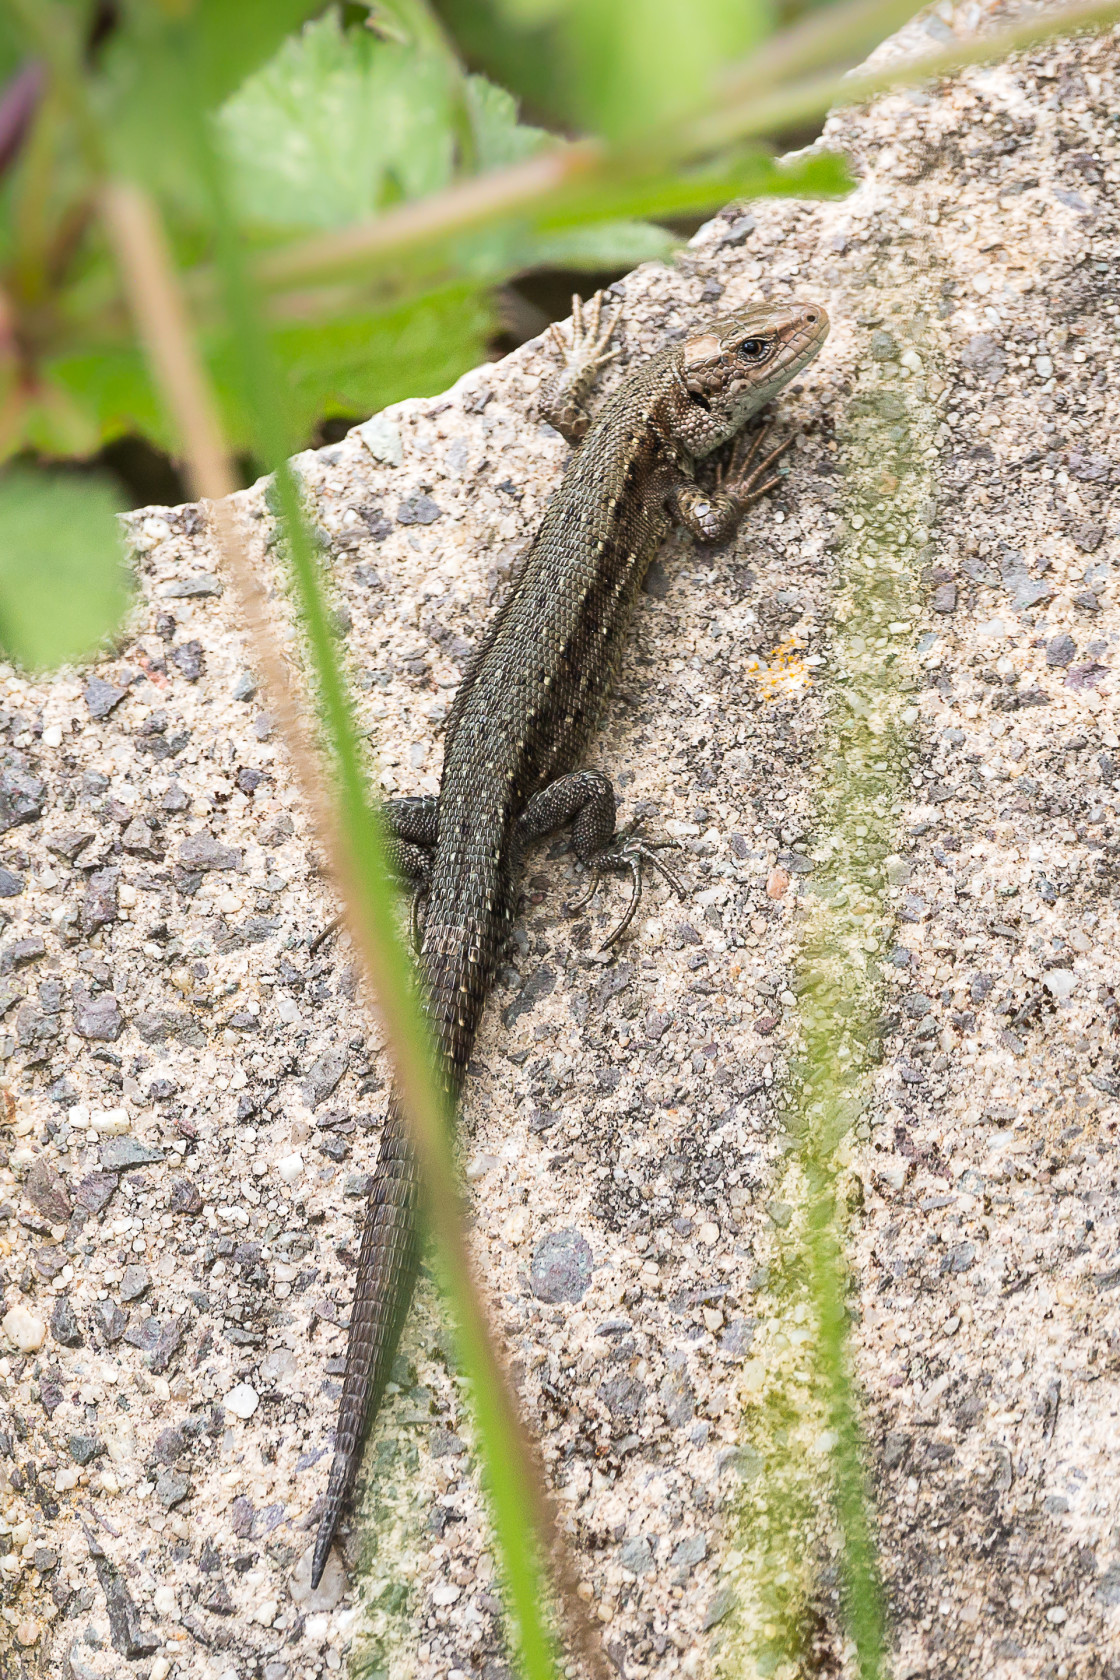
99,1137 -> 165,1172
154,1470 -> 190,1509
1046,632 -> 1077,668
0,764 -> 45,833
530,1228 -> 593,1304
51,1296 -> 82,1348
68,1434 -> 104,1465
178,833 -> 241,871
120,1264 -> 150,1302
397,493 -> 443,525
619,1535 -> 654,1575
160,573 -> 221,598
84,676 -> 127,720
93,1300 -> 127,1343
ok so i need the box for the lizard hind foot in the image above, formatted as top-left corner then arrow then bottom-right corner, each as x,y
575,828 -> 687,950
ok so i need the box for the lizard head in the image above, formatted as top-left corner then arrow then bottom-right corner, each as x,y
679,301 -> 829,453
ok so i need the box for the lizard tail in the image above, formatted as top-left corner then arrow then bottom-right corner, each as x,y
311,1098 -> 419,1588
310,909 -> 497,1588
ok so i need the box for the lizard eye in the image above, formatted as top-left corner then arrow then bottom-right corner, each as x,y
738,337 -> 770,362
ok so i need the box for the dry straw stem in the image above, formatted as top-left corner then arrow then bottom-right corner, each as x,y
687,0 -> 1120,148
101,177 -> 609,1680
202,0 -> 1120,300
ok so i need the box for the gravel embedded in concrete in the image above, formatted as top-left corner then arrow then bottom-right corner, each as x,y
3,9 -> 1120,1676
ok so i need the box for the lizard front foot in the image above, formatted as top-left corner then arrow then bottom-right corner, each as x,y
717,422 -> 794,510
540,290 -> 622,446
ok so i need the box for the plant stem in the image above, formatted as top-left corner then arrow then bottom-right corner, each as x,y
184,0 -> 1120,299
100,173 -> 605,1680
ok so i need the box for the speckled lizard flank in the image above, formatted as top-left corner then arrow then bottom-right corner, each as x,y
312,294 -> 831,1586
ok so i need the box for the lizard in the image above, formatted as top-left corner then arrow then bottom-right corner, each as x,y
311,289 -> 830,1586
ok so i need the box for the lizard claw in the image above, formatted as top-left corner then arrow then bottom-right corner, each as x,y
567,825 -> 687,949
552,289 -> 621,380
719,424 -> 794,509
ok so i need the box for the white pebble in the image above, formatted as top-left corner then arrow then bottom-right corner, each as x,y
502,1207 -> 529,1246
277,1152 -> 304,1184
224,1382 -> 259,1419
2,1306 -> 45,1353
290,1547 -> 347,1613
41,724 -> 63,749
153,1586 -> 179,1619
90,1107 -> 130,1135
465,1153 -> 499,1180
1043,969 -> 1076,1004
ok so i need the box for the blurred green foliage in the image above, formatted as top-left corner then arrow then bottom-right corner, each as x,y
0,467 -> 129,668
0,0 -> 861,673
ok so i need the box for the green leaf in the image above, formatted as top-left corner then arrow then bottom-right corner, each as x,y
462,72 -> 550,169
111,0 -> 328,117
218,283 -> 494,441
44,284 -> 493,457
0,470 -> 131,670
217,11 -> 554,231
218,11 -> 456,229
42,344 -> 170,454
515,218 -> 678,270
97,0 -> 326,213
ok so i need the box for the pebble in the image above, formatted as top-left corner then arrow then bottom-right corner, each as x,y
68,1435 -> 104,1465
276,1152 -> 304,1184
154,1470 -> 190,1509
224,1382 -> 260,1419
1043,969 -> 1077,1003
619,1536 -> 654,1575
89,1107 -> 131,1135
530,1229 -> 594,1304
2,1305 -> 45,1352
289,1547 -> 347,1612
120,1264 -> 150,1301
100,1137 -> 163,1172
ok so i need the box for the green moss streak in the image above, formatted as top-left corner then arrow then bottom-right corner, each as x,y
722,329 -> 941,1679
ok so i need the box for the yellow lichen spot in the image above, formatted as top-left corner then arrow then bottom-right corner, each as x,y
751,635 -> 811,702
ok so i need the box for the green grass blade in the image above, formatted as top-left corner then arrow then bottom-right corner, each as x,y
186,66 -> 566,1680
